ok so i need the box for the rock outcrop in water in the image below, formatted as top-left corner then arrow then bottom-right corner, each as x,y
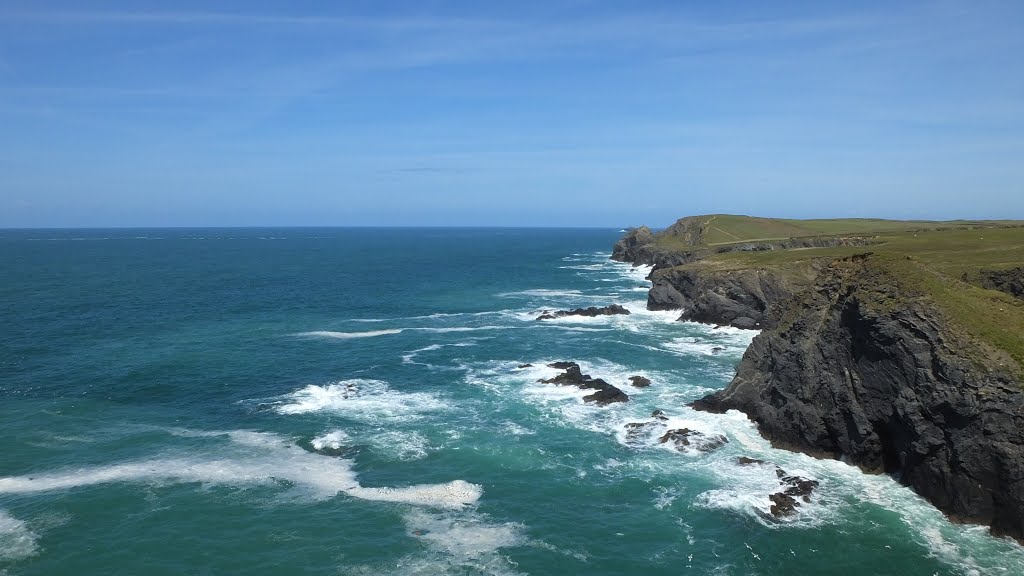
612,221 -> 1024,542
536,304 -> 630,321
539,362 -> 629,405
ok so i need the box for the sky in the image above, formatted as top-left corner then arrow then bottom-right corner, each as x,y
1,0 -> 1022,228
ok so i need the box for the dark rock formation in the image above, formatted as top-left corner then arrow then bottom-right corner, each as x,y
973,267 -> 1024,300
583,387 -> 630,406
658,428 -> 728,453
611,226 -> 657,263
651,409 -> 669,421
647,266 -> 793,329
736,456 -> 766,466
628,375 -> 651,388
624,421 -> 660,442
691,256 -> 1024,541
769,493 -> 798,517
517,363 -> 533,369
537,304 -> 631,320
539,362 -> 630,406
768,469 -> 820,518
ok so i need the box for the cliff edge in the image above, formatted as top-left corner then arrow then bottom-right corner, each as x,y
613,215 -> 1024,541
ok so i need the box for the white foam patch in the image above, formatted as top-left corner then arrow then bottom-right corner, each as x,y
0,430 -> 480,510
298,329 -> 404,339
311,426 -> 428,461
311,430 -> 349,451
497,289 -> 585,299
275,380 -> 444,423
404,508 -> 523,558
0,510 -> 38,562
352,480 -> 482,508
371,430 -> 430,461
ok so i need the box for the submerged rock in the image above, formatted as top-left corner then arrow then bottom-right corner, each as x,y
736,456 -> 766,466
536,304 -> 631,320
658,428 -> 728,453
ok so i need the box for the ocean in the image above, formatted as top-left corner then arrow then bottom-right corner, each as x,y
1,227 -> 1021,575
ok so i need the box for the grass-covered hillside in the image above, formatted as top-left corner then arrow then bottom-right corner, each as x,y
649,215 -> 1024,378
654,214 -> 1023,249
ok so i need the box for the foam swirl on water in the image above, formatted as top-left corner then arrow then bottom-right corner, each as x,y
0,430 -> 481,510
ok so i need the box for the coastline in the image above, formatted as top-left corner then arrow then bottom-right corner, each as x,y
612,218 -> 1024,543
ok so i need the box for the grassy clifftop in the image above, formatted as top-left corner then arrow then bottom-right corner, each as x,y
647,215 -> 1024,378
655,213 -> 1023,249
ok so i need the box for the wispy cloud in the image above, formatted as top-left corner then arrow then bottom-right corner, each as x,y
0,10 -> 488,31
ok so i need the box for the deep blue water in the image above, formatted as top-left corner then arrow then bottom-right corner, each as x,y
1,228 -> 1021,575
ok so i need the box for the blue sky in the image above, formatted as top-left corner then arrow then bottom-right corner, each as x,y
1,1 -> 1022,227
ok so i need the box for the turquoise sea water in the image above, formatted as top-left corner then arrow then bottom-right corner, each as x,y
1,227 -> 1022,575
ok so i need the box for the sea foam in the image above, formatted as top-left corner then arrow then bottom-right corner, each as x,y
0,509 -> 38,561
274,379 -> 445,423
297,329 -> 404,339
0,429 -> 480,510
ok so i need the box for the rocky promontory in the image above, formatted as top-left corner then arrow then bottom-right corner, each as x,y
613,215 -> 1024,542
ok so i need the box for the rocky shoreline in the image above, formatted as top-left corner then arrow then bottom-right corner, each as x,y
613,225 -> 1024,543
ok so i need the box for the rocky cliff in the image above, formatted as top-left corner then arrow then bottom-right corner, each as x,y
612,225 -> 1024,542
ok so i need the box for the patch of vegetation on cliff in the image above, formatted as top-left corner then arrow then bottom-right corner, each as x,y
652,213 -> 1023,250
675,226 -> 1024,378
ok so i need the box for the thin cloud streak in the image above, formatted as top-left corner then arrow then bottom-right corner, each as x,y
0,10 -> 490,30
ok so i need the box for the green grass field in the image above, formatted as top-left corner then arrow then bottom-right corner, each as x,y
655,213 -> 1023,248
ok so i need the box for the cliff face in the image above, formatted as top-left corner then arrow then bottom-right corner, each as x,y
690,256 -> 1024,541
975,267 -> 1024,301
612,225 -> 1024,542
648,267 -> 798,329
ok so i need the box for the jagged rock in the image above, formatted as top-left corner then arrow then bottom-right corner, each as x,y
628,375 -> 652,388
540,362 -> 629,406
611,226 -> 657,263
781,475 -> 819,502
584,386 -> 629,405
539,363 -> 588,385
651,409 -> 669,421
737,456 -> 766,466
972,267 -> 1024,300
648,282 -> 688,311
658,428 -> 728,453
536,305 -> 631,321
769,493 -> 799,517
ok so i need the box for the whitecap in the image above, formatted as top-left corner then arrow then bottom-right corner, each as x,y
497,289 -> 585,299
296,329 -> 404,339
274,380 -> 445,423
0,430 -> 480,510
311,429 -> 349,452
